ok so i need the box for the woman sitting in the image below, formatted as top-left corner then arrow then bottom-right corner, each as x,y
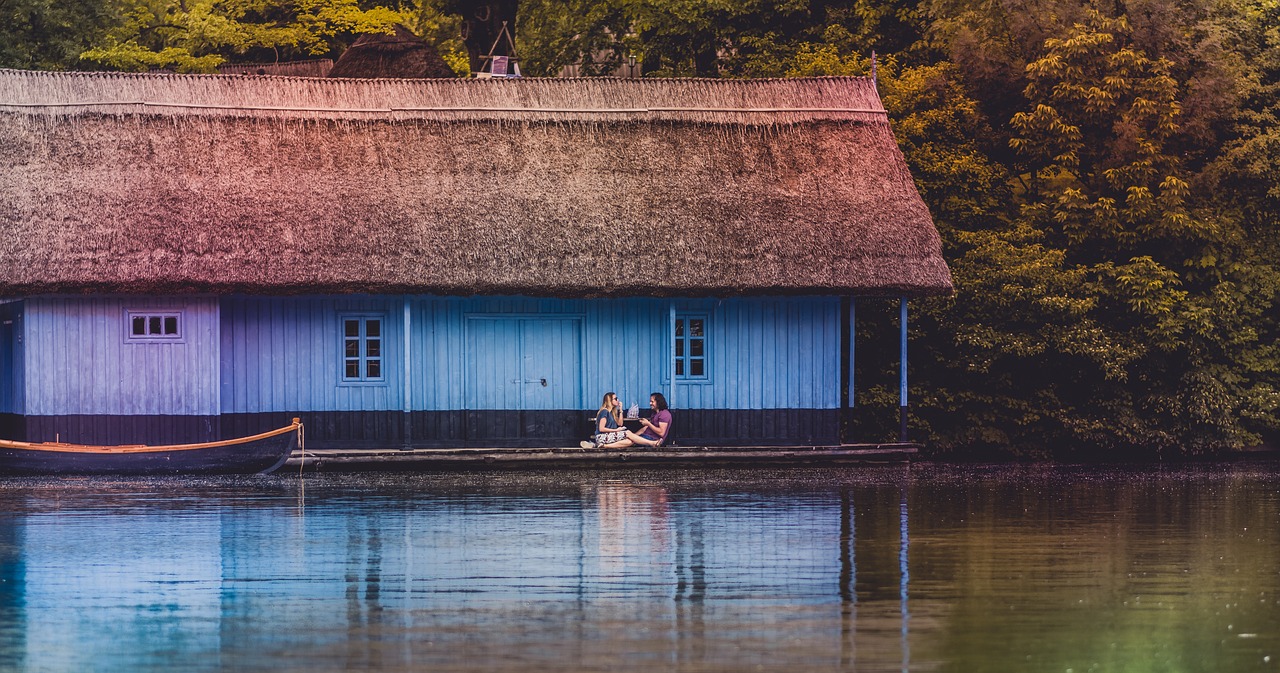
581,392 -> 628,449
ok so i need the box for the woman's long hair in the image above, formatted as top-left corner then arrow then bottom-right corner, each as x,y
599,392 -> 622,425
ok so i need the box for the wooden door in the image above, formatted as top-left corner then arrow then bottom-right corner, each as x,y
464,316 -> 581,444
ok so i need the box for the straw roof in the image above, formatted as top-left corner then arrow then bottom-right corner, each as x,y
218,59 -> 335,77
0,69 -> 952,298
328,25 -> 455,79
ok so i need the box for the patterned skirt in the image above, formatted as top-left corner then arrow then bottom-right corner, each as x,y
594,429 -> 628,446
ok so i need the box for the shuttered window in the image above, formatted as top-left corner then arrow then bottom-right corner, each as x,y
341,315 -> 385,382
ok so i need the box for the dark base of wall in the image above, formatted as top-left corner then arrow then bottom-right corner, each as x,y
223,411 -> 600,449
4,410 -> 840,449
0,414 -> 24,441
21,415 -> 219,445
223,409 -> 840,449
677,409 -> 839,446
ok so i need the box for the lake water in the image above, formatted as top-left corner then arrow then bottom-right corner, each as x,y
0,463 -> 1276,672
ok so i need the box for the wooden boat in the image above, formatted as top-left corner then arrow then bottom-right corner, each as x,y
0,419 -> 301,476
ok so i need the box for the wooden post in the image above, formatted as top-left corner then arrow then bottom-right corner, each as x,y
669,301 -> 677,409
849,298 -> 856,408
403,297 -> 412,449
899,297 -> 908,442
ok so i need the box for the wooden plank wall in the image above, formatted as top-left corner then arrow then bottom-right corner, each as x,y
220,295 -> 841,414
672,297 -> 841,410
219,296 -> 404,414
22,297 -> 219,416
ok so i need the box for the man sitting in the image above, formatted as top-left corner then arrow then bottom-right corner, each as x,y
625,392 -> 671,447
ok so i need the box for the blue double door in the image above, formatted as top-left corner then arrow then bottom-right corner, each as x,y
464,316 -> 582,444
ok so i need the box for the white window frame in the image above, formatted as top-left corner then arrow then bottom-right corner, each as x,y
124,310 -> 184,343
674,313 -> 709,381
340,313 -> 387,385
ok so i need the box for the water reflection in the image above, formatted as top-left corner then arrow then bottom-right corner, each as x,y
0,464 -> 1275,672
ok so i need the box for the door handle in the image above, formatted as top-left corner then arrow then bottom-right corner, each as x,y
510,379 -> 549,386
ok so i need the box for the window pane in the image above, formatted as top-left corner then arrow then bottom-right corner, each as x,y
691,359 -> 704,377
366,339 -> 380,358
690,319 -> 704,337
345,339 -> 359,357
148,316 -> 162,335
674,320 -> 684,337
690,339 -> 703,357
365,320 -> 380,337
675,360 -> 684,376
132,316 -> 146,336
345,361 -> 360,379
344,320 -> 359,337
163,316 -> 178,335
366,360 -> 381,378
675,340 -> 683,357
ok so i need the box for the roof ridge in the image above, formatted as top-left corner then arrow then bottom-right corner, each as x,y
0,68 -> 885,121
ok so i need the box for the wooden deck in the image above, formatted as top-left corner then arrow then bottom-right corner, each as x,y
285,443 -> 919,470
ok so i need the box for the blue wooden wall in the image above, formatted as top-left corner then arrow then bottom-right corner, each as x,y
21,297 -> 219,416
220,295 -> 841,413
219,296 -> 404,414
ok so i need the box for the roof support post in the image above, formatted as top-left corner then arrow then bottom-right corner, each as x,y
899,297 -> 908,442
403,297 -> 412,449
848,298 -> 856,408
669,301 -> 677,409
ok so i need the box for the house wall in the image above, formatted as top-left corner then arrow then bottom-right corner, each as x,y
218,295 -> 406,446
221,295 -> 842,448
19,297 -> 220,444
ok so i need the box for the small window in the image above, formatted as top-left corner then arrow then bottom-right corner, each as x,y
126,311 -> 182,342
675,314 -> 708,380
341,315 -> 385,383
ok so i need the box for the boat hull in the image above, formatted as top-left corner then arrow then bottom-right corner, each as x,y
0,422 -> 299,476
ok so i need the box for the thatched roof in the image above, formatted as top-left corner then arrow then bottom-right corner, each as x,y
328,25 -> 455,79
218,59 -> 334,77
0,69 -> 952,298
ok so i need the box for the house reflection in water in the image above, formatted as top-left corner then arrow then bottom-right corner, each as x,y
585,481 -> 912,671
0,481 -> 914,671
0,518 -> 24,671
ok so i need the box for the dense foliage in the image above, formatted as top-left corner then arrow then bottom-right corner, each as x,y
1,0 -> 1275,455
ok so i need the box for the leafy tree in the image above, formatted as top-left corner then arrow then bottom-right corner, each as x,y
857,58 -> 1127,456
517,0 -> 635,76
402,0 -> 470,74
511,0 -> 926,78
80,0 -> 403,72
0,0 -> 122,69
896,6 -> 1279,456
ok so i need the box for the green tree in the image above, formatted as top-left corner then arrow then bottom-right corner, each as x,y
899,6 -> 1279,455
858,58 -> 1127,455
402,0 -> 470,75
511,0 -> 927,78
80,0 -> 403,72
0,0 -> 122,69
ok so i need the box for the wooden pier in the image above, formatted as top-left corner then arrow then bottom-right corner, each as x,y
285,443 -> 919,471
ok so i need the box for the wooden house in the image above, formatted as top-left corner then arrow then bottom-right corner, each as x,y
0,69 -> 952,449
